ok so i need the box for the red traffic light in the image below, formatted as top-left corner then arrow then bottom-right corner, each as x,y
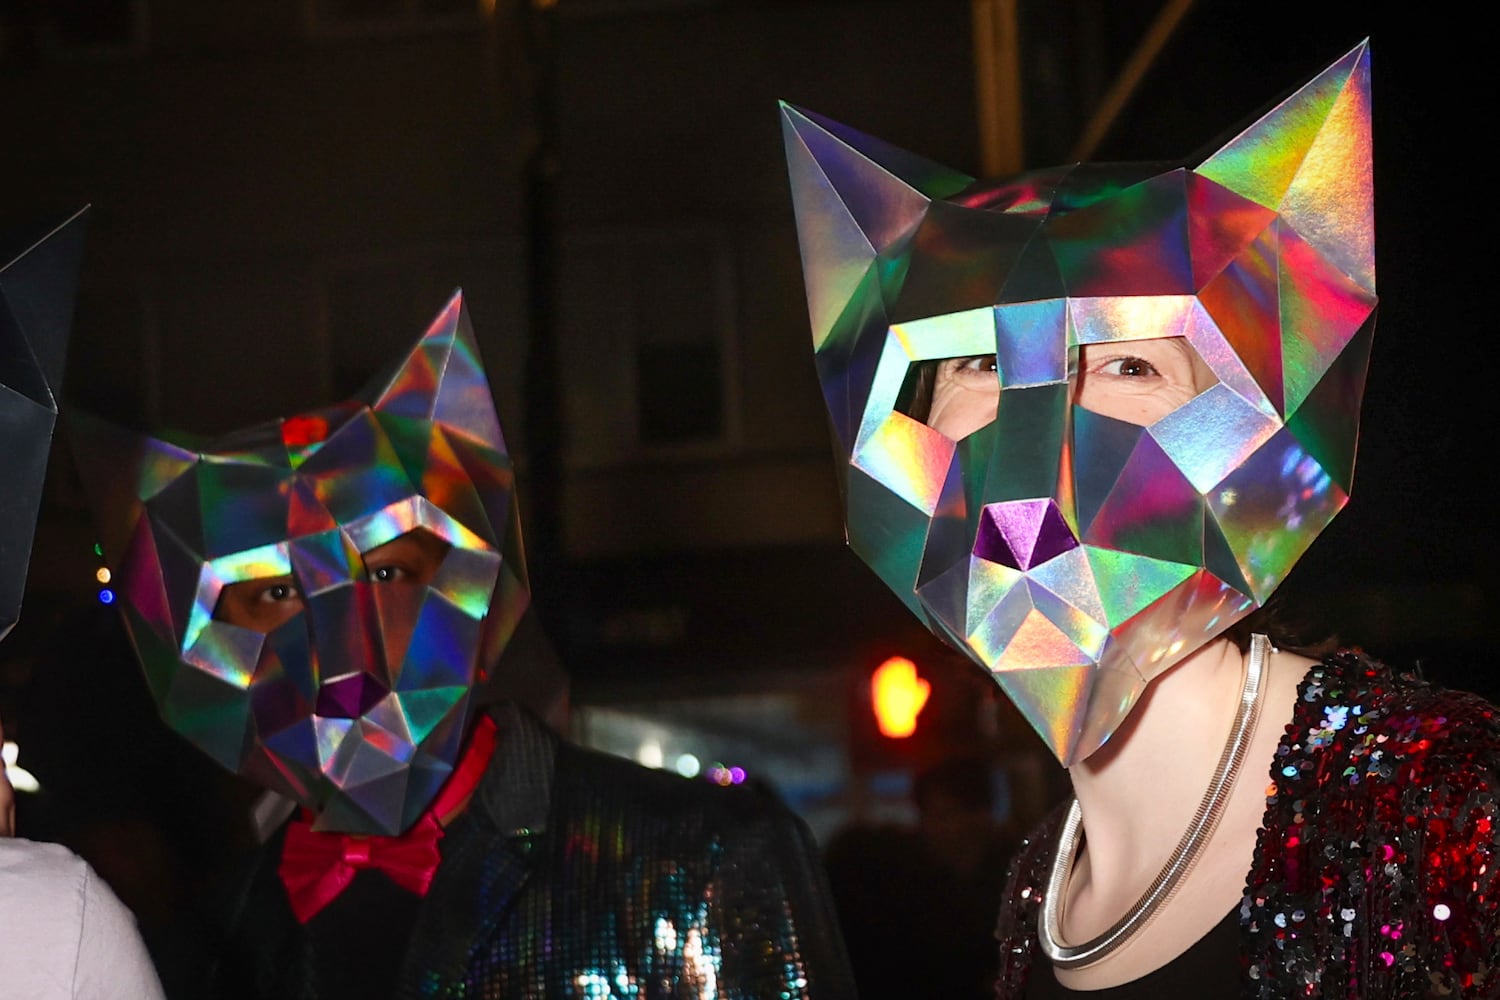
871,656 -> 931,738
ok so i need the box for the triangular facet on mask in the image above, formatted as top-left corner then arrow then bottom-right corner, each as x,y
1276,223 -> 1378,419
780,102 -> 973,231
781,103 -> 973,350
1,209 -> 87,642
0,208 -> 88,401
1197,41 -> 1372,291
68,411 -> 200,564
367,290 -> 507,456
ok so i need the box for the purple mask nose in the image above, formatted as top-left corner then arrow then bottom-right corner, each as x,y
974,499 -> 1079,571
315,673 -> 390,719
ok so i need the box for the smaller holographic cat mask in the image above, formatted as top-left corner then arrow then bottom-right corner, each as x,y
73,291 -> 528,834
1,210 -> 87,643
782,45 -> 1375,765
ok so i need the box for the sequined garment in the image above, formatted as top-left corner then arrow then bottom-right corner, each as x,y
178,704 -> 855,999
994,652 -> 1500,998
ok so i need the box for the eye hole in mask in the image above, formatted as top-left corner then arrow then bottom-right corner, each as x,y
898,355 -> 1000,442
1074,336 -> 1218,426
903,335 -> 1219,441
213,527 -> 452,634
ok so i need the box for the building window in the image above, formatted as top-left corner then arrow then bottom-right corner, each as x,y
632,236 -> 728,447
558,225 -> 740,466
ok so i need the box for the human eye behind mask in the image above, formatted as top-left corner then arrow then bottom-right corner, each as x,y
213,527 -> 453,634
908,336 -> 1216,441
361,528 -> 451,589
215,576 -> 303,633
1073,336 -> 1218,426
902,354 -> 1000,441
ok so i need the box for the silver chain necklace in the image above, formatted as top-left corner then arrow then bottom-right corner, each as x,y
1037,633 -> 1271,970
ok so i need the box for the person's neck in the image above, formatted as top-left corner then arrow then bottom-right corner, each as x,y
1064,638 -> 1249,902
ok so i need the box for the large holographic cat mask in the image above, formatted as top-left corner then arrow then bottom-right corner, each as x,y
782,45 -> 1375,765
74,291 -> 529,834
1,210 -> 86,643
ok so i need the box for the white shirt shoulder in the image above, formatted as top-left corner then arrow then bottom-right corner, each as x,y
0,838 -> 165,1000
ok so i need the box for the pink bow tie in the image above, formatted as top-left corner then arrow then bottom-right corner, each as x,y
277,715 -> 497,923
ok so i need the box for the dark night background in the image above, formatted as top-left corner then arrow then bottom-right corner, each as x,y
0,0 -> 1492,968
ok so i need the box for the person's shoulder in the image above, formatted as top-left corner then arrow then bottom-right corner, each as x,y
1014,803 -> 1067,871
0,838 -> 165,998
1309,650 -> 1500,772
994,802 -> 1068,994
1291,649 -> 1500,838
0,836 -> 93,897
995,802 -> 1067,922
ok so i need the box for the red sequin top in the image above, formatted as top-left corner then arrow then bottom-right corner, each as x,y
993,651 -> 1500,999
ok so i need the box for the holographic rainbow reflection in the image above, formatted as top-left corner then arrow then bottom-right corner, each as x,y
73,291 -> 529,834
783,44 -> 1375,765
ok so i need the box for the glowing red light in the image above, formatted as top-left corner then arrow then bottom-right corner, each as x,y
871,656 -> 931,738
282,415 -> 329,448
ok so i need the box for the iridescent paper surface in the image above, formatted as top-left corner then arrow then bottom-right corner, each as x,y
783,44 -> 1375,764
0,210 -> 86,643
74,291 -> 529,834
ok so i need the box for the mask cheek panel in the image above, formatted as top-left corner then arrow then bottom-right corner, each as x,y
155,620 -> 263,772
388,588 -> 483,703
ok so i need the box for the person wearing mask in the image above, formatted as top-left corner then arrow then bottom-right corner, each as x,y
73,290 -> 853,999
781,42 -> 1498,998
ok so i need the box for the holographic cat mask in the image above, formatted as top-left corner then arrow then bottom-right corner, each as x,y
1,210 -> 86,643
782,44 -> 1375,765
74,291 -> 528,834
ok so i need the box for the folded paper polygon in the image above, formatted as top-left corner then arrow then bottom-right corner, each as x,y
782,44 -> 1375,764
0,209 -> 87,643
73,291 -> 529,833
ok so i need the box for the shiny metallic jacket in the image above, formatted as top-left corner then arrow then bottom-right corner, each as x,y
186,704 -> 856,999
994,652 -> 1500,998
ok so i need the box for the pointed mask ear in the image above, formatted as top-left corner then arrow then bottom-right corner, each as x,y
365,289 -> 507,456
1,208 -> 88,641
0,207 -> 88,408
780,104 -> 973,349
67,409 -> 199,569
1197,41 -> 1373,294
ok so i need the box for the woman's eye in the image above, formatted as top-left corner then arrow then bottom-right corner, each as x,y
371,565 -> 406,583
958,355 -> 998,373
1099,356 -> 1158,378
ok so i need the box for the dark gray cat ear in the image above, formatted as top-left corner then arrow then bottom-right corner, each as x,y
0,207 -> 88,407
780,103 -> 973,349
1,208 -> 89,642
1197,41 -> 1373,295
364,289 -> 507,455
